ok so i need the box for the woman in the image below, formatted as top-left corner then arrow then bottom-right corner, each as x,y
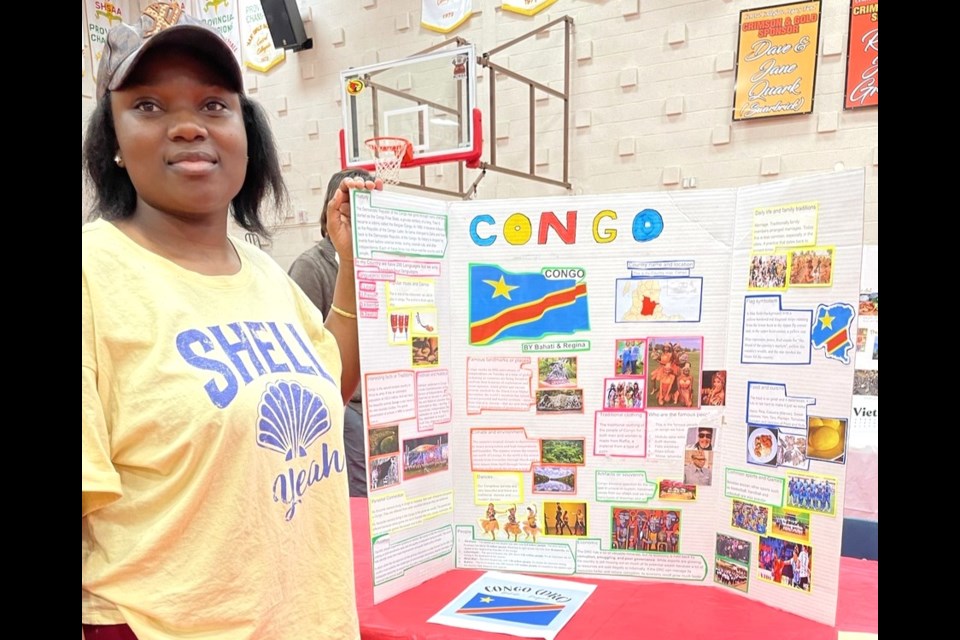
523,505 -> 539,542
82,5 -> 381,638
482,502 -> 500,539
676,364 -> 694,407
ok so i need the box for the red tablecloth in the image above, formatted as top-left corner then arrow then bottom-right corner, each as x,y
352,499 -> 878,640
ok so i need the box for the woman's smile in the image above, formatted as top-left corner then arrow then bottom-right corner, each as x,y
166,150 -> 219,175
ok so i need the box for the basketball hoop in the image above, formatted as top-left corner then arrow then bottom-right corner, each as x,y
365,137 -> 413,185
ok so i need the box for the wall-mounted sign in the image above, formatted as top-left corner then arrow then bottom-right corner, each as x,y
194,0 -> 242,70
733,1 -> 822,121
501,0 -> 559,16
422,0 -> 474,33
240,0 -> 285,73
844,0 -> 878,109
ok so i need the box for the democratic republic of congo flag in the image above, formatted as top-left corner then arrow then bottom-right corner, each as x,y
455,592 -> 565,625
810,302 -> 855,364
469,265 -> 589,346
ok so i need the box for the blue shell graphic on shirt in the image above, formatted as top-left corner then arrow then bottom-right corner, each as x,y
257,381 -> 331,460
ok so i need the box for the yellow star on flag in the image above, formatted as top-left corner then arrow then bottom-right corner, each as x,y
480,596 -> 494,603
819,310 -> 834,330
484,275 -> 519,300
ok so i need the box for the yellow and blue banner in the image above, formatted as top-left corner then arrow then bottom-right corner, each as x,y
469,265 -> 589,346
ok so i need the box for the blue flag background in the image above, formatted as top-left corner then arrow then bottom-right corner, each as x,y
456,592 -> 564,625
469,264 -> 589,345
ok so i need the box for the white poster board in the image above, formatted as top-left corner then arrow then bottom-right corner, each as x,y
352,170 -> 864,625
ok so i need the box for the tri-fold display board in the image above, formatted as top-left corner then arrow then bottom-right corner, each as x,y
352,170 -> 863,626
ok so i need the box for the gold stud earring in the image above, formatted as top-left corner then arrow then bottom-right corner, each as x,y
114,153 -> 125,168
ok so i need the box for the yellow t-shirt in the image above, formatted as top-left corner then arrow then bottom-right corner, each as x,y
82,220 -> 359,639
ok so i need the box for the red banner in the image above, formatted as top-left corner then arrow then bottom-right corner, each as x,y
844,0 -> 878,109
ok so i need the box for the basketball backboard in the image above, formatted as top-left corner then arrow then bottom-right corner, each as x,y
339,43 -> 480,171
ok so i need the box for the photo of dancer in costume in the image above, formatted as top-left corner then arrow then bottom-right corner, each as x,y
602,377 -> 645,411
647,337 -> 703,409
546,501 -> 587,536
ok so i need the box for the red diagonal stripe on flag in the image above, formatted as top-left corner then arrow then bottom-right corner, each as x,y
469,283 -> 587,345
825,329 -> 848,353
457,603 -> 565,615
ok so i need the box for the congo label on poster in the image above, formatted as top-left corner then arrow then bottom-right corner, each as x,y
734,1 -> 822,121
844,0 -> 878,109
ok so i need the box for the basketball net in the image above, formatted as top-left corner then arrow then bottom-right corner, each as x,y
365,137 -> 410,185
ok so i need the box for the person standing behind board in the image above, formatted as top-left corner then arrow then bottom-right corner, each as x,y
288,169 -> 374,497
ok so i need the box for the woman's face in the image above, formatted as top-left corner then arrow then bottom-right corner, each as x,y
110,49 -> 247,221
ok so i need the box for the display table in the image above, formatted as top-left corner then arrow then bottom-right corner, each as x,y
351,499 -> 878,640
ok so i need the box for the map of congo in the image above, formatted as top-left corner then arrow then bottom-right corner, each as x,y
615,277 -> 703,323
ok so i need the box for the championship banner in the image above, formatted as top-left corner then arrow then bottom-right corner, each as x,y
501,0 -> 559,16
193,0 -> 243,69
85,0 -> 127,85
844,0 -> 878,109
421,0 -> 473,33
82,3 -> 94,96
733,1 -> 822,121
240,0 -> 285,73
130,0 -> 189,12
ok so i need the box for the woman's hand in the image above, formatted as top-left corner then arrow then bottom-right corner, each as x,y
323,175 -> 381,404
325,176 -> 384,261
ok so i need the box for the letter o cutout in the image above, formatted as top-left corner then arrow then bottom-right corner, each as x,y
504,213 -> 533,245
632,209 -> 664,242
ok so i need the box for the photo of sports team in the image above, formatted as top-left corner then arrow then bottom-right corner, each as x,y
786,474 -> 838,516
714,534 -> 751,593
715,557 -> 749,593
758,536 -> 812,592
771,507 -> 811,543
731,500 -> 768,535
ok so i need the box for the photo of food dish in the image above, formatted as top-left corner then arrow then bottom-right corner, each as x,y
748,427 -> 778,464
806,416 -> 847,463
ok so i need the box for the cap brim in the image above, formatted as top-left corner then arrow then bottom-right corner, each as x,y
107,25 -> 243,96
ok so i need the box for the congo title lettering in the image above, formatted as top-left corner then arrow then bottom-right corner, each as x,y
469,208 -> 664,246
